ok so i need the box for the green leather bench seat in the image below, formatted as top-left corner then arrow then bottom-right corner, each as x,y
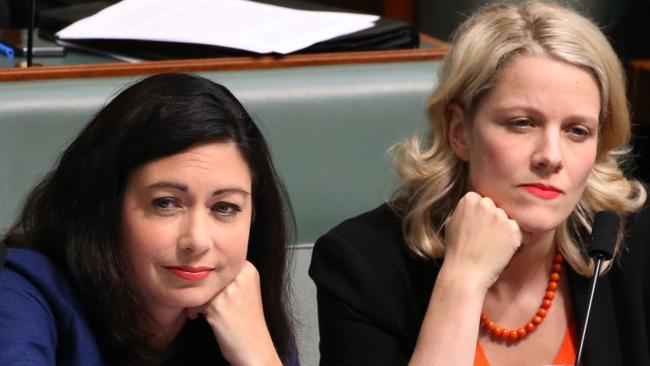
0,61 -> 439,364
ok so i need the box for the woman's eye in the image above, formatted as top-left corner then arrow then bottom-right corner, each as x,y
151,197 -> 178,210
568,126 -> 591,138
509,118 -> 532,128
212,202 -> 241,216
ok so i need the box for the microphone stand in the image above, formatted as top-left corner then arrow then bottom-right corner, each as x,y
574,254 -> 606,366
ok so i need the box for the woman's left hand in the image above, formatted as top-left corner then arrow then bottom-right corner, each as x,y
186,261 -> 281,366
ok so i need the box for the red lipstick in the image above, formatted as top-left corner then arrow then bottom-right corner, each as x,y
166,266 -> 213,280
521,184 -> 562,199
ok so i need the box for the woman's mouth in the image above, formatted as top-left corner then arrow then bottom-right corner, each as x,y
521,184 -> 562,199
166,266 -> 214,280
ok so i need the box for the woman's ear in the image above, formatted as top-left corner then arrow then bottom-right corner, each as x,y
447,103 -> 471,162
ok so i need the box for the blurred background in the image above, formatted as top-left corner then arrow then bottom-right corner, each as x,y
2,0 -> 648,59
1,0 -> 649,181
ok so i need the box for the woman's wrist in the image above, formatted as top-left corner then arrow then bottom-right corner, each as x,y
436,261 -> 492,296
229,348 -> 281,366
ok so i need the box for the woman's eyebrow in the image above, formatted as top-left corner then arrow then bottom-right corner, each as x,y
493,106 -> 598,123
212,188 -> 250,197
146,181 -> 187,192
146,181 -> 249,197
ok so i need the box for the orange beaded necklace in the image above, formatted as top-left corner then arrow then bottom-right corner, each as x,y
479,252 -> 563,342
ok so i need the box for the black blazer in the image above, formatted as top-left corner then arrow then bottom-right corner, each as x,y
309,203 -> 650,366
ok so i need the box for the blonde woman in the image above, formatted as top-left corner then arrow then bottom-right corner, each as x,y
310,2 -> 648,365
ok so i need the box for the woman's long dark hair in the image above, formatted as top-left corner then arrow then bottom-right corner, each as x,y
2,73 -> 295,364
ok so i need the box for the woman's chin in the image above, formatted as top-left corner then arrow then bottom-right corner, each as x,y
160,288 -> 218,310
514,216 -> 562,239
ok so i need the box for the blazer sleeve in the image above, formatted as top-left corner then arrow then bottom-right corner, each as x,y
309,231 -> 411,366
0,268 -> 58,365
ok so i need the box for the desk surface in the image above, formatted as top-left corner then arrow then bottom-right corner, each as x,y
0,34 -> 447,82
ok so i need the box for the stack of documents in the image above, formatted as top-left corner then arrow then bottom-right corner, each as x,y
57,0 -> 380,55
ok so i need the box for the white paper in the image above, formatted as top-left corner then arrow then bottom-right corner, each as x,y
56,0 -> 379,54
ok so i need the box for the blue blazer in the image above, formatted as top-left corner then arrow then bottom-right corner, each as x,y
0,248 -> 300,365
0,248 -> 105,365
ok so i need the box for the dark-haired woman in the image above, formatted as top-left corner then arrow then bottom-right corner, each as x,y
0,73 -> 297,365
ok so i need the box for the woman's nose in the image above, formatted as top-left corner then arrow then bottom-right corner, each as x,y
178,210 -> 212,254
531,131 -> 563,173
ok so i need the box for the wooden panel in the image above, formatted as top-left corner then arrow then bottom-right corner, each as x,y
420,34 -> 447,49
383,0 -> 415,23
0,37 -> 448,82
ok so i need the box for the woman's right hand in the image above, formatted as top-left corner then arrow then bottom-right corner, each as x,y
442,191 -> 522,291
186,261 -> 281,366
409,192 -> 522,365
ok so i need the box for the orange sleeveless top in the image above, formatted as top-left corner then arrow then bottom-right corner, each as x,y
474,320 -> 577,366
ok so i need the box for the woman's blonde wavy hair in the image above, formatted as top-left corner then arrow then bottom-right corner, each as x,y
390,1 -> 646,276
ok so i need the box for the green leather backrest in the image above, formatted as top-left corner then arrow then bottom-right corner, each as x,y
0,61 -> 438,243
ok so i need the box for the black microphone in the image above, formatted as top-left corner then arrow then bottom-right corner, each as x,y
575,211 -> 619,366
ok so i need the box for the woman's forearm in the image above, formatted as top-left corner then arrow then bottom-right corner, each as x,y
409,265 -> 487,366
